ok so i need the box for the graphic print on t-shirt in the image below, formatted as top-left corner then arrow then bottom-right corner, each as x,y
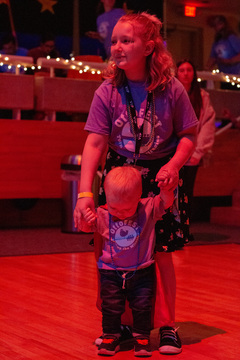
98,21 -> 108,40
115,109 -> 161,155
215,43 -> 228,59
110,219 -> 140,251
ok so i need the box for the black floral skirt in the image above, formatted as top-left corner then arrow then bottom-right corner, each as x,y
98,148 -> 191,252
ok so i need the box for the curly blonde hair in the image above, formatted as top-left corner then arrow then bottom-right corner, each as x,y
103,12 -> 174,91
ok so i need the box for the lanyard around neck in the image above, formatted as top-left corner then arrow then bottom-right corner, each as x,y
124,82 -> 155,160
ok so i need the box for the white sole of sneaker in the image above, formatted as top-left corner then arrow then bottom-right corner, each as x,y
134,350 -> 152,357
159,345 -> 182,354
98,345 -> 120,356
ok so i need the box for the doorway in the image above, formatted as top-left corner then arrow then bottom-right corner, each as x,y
166,24 -> 203,69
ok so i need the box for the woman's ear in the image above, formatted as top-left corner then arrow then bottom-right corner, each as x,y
145,40 -> 155,56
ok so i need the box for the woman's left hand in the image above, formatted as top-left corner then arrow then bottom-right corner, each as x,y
155,164 -> 179,191
187,156 -> 200,166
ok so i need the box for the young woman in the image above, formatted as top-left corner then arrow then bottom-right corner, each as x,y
206,15 -> 240,76
176,59 -> 216,226
74,12 -> 198,355
86,0 -> 125,59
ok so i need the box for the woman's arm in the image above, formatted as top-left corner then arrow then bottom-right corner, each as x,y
73,132 -> 109,229
219,53 -> 240,65
79,132 -> 109,192
156,126 -> 197,190
190,91 -> 216,165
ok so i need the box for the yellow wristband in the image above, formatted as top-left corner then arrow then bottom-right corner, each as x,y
77,192 -> 94,199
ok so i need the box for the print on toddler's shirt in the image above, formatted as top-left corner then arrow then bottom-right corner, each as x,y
110,220 -> 140,251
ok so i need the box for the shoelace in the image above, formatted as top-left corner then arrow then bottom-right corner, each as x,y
161,328 -> 178,342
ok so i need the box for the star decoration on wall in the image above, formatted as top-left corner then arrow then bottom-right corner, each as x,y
37,0 -> 58,14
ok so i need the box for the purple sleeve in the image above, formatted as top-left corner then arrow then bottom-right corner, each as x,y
228,34 -> 240,53
210,43 -> 216,58
84,81 -> 113,135
171,78 -> 198,134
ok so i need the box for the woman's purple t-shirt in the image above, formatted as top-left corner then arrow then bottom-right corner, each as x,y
85,77 -> 198,160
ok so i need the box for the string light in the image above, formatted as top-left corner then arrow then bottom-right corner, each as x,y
196,69 -> 240,88
0,54 -> 36,73
1,54 -> 239,86
1,53 -> 104,77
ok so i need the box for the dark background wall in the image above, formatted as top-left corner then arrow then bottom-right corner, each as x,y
0,0 -> 163,58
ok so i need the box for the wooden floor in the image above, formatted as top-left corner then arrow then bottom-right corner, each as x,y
1,243 -> 240,359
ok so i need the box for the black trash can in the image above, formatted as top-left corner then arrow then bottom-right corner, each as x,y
60,154 -> 101,233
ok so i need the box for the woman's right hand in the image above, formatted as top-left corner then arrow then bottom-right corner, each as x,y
156,164 -> 179,191
73,197 -> 96,230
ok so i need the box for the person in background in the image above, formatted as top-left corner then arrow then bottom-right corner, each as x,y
86,0 -> 125,59
0,33 -> 28,73
27,32 -> 66,80
222,108 -> 240,129
27,32 -> 60,64
74,12 -> 198,355
176,59 -> 216,230
206,15 -> 240,75
78,166 -> 174,356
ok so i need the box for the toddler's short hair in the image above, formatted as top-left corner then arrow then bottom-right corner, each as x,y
104,166 -> 142,202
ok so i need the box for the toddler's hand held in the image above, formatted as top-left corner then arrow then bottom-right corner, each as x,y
84,207 -> 97,225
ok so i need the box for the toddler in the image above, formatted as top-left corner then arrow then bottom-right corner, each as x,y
81,166 -> 174,357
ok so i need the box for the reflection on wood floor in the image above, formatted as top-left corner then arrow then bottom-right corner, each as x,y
1,243 -> 239,359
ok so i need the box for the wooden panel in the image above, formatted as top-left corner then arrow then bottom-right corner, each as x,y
0,73 -> 34,109
207,89 -> 240,118
194,128 -> 240,196
0,120 -> 88,199
0,121 -> 239,199
34,77 -> 101,113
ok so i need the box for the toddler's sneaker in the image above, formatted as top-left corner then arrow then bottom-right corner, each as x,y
159,326 -> 182,354
95,325 -> 132,346
98,334 -> 120,356
134,336 -> 152,357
